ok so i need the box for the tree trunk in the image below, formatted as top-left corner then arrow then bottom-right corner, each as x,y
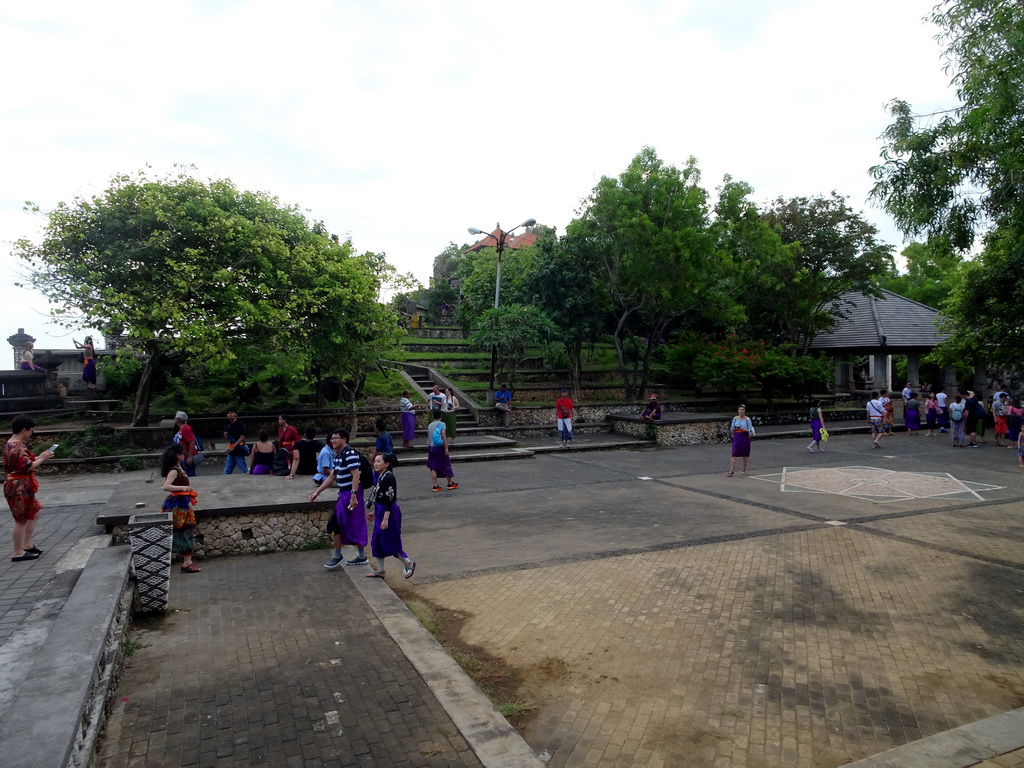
131,341 -> 163,427
612,307 -> 639,400
566,339 -> 583,401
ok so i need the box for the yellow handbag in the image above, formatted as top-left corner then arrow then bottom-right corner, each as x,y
820,428 -> 829,442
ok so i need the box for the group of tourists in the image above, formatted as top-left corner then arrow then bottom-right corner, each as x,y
868,383 -> 1024,461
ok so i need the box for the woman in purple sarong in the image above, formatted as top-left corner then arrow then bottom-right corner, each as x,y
399,391 -> 417,449
807,399 -> 827,453
728,405 -> 755,477
74,337 -> 97,390
19,342 -> 41,370
425,409 -> 458,492
904,391 -> 921,435
364,453 -> 415,579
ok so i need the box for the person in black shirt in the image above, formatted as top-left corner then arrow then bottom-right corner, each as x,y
222,409 -> 249,475
287,426 -> 324,479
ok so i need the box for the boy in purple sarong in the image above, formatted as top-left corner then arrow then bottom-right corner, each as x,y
425,409 -> 458,492
310,428 -> 368,568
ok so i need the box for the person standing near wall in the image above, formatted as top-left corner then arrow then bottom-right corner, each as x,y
399,391 -> 417,449
556,388 -> 575,448
74,336 -> 97,390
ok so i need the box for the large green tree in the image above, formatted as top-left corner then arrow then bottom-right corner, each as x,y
568,147 -> 740,399
522,231 -> 610,399
870,0 -> 1024,364
757,192 -> 894,354
15,169 -> 380,425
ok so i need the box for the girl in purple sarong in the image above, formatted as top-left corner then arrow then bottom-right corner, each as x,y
364,453 -> 415,579
425,409 -> 458,492
728,405 -> 755,477
399,391 -> 417,449
807,400 -> 826,453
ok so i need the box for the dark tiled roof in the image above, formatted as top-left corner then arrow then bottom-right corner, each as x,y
808,289 -> 950,351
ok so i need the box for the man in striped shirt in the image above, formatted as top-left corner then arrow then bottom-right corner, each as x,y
310,428 -> 368,568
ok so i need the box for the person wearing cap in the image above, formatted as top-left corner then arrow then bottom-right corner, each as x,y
640,395 -> 661,422
173,411 -> 199,477
555,388 -> 575,448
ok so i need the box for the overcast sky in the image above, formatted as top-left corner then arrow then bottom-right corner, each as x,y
0,0 -> 954,367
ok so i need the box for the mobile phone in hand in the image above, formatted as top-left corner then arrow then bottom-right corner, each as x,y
49,444 -> 59,453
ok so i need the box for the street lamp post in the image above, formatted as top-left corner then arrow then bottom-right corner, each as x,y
467,218 -> 536,399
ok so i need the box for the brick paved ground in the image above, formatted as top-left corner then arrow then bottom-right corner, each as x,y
96,551 -> 484,768
393,433 -> 1024,767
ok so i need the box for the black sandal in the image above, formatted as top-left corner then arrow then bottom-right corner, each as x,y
11,552 -> 40,562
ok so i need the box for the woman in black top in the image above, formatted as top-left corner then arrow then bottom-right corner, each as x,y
365,453 -> 415,579
249,431 -> 276,475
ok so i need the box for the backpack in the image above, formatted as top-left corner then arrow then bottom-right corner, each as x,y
950,403 -> 964,422
976,401 -> 986,418
358,452 -> 373,488
431,422 -> 445,447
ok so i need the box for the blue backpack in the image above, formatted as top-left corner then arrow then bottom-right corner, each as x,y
431,422 -> 445,447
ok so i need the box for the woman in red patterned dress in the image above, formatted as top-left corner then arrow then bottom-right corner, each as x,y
5,414 -> 54,562
160,443 -> 201,573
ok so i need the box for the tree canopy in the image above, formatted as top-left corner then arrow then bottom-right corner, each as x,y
16,169 -> 396,424
869,0 -> 1024,364
568,147 -> 739,398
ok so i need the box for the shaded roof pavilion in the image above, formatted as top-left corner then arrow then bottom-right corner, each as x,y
809,289 -> 951,393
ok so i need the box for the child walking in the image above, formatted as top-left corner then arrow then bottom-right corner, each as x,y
365,453 -> 416,579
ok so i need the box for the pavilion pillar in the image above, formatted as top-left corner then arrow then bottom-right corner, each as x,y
907,354 -> 920,388
871,353 -> 892,392
944,365 -> 957,391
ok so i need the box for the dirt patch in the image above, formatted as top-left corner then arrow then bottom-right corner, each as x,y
392,584 -> 536,729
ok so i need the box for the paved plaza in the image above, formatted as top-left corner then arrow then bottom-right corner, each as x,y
4,430 -> 1024,766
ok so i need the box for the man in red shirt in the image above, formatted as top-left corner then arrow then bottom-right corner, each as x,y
277,415 -> 300,453
556,388 -> 575,448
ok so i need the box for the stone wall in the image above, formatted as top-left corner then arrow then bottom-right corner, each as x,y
405,328 -> 466,340
110,506 -> 334,557
610,417 -> 732,447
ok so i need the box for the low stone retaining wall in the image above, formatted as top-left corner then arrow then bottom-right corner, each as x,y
405,327 -> 466,340
108,507 -> 332,557
610,415 -> 731,447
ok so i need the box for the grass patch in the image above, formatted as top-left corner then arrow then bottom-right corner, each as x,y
498,700 -> 536,718
123,639 -> 147,657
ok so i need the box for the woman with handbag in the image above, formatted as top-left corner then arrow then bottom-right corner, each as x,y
807,400 -> 827,453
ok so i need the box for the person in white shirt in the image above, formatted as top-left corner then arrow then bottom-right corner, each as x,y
935,387 -> 949,433
866,392 -> 886,448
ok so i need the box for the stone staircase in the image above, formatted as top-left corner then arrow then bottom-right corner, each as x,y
398,331 -> 655,460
